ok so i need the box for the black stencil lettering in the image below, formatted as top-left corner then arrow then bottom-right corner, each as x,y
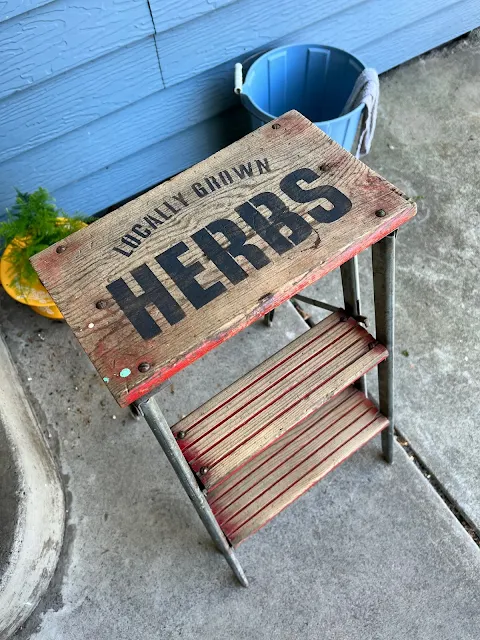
132,224 -> 151,239
122,234 -> 141,249
156,242 -> 226,310
113,246 -> 133,257
192,219 -> 270,285
144,214 -> 163,229
256,158 -> 271,174
232,163 -> 253,179
219,170 -> 233,185
173,192 -> 188,207
107,264 -> 185,340
154,207 -> 172,221
164,201 -> 180,214
192,182 -> 208,197
205,176 -> 222,191
236,191 -> 312,255
280,168 -> 352,223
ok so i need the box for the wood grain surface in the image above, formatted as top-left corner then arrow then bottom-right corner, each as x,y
31,110 -> 415,407
173,312 -> 387,490
207,386 -> 388,546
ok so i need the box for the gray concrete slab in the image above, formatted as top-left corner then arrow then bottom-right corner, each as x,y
0,334 -> 64,639
0,418 -> 19,576
300,30 -> 480,531
1,291 -> 479,640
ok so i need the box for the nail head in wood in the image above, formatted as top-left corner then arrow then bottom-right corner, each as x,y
176,431 -> 186,440
199,466 -> 208,476
56,245 -> 66,254
375,209 -> 386,217
272,123 -> 281,129
138,362 -> 151,373
95,300 -> 107,310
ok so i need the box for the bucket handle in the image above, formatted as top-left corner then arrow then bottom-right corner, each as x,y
234,63 -> 243,95
234,51 -> 270,95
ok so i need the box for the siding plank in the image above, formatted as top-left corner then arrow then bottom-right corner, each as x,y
0,0 -> 468,205
0,0 -> 477,219
0,37 -> 162,163
354,0 -> 480,72
0,62 -> 238,206
155,0 -> 363,87
50,108 -> 248,215
0,0 -> 55,23
0,0 -> 154,100
276,0 -> 463,65
150,0 -> 237,34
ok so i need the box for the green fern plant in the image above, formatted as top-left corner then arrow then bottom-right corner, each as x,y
0,188 -> 88,287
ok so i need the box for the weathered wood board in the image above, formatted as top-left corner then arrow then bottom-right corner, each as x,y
31,111 -> 415,407
173,312 -> 387,490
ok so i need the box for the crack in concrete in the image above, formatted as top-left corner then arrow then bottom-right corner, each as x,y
290,303 -> 480,547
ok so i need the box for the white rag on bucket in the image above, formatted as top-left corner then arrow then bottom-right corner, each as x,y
341,68 -> 379,158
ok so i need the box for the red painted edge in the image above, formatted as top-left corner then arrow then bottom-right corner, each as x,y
121,207 -> 414,407
228,415 -> 389,547
199,343 -> 387,491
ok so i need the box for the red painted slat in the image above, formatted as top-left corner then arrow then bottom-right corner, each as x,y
172,313 -> 387,489
205,388 -> 387,546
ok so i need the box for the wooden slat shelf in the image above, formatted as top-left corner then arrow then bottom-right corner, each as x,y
172,312 -> 387,490
207,387 -> 388,546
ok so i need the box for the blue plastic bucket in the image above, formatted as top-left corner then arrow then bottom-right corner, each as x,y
238,44 -> 365,152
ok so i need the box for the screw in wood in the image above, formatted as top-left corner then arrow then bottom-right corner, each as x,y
272,123 -> 281,129
56,245 -> 66,253
138,362 -> 151,373
375,209 -> 387,217
176,431 -> 186,440
199,466 -> 208,476
95,300 -> 107,310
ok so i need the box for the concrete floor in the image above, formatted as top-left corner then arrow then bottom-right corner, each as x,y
0,419 -> 19,577
303,28 -> 480,530
1,29 -> 479,640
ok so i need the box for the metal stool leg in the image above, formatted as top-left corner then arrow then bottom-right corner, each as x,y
340,255 -> 367,396
372,232 -> 396,463
263,309 -> 275,327
135,395 -> 249,587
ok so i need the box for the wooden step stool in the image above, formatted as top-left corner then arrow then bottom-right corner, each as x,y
32,111 -> 416,587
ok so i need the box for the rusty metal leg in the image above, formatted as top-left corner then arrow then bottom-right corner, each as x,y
135,395 -> 249,587
372,232 -> 396,463
341,255 -> 367,396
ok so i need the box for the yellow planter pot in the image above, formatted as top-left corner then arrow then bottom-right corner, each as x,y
0,219 -> 87,320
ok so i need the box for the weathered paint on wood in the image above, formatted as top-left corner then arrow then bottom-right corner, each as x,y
174,312 -> 387,489
31,111 -> 415,406
206,386 -> 388,546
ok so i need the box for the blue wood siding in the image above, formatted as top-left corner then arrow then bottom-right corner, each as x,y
0,0 -> 478,219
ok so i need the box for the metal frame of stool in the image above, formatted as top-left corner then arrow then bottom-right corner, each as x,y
133,231 -> 396,586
